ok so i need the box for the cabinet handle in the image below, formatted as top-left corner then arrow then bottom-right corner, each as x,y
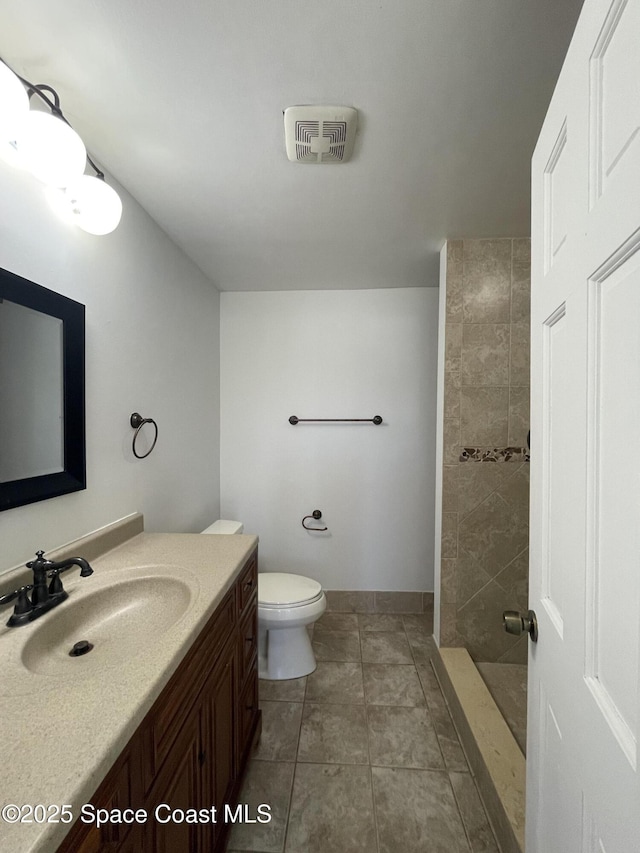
198,749 -> 206,767
245,636 -> 255,643
244,579 -> 253,589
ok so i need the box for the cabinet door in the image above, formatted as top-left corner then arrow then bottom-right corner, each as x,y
148,715 -> 202,853
56,750 -> 138,853
199,638 -> 237,852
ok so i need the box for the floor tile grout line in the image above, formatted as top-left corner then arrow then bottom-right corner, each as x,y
446,769 -> 475,853
280,757 -> 298,853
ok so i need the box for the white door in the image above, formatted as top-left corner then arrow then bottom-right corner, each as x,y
528,0 -> 640,850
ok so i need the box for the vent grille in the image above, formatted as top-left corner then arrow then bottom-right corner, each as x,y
294,120 -> 348,162
284,106 -> 357,164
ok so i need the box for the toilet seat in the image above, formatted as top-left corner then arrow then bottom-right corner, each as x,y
258,572 -> 323,608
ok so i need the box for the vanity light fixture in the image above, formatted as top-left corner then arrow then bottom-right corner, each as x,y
0,57 -> 122,235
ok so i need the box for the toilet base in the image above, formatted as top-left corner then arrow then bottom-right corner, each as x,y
259,625 -> 317,680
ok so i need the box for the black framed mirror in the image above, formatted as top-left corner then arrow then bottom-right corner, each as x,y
0,266 -> 85,511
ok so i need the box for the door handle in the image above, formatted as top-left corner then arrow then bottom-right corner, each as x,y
503,609 -> 538,642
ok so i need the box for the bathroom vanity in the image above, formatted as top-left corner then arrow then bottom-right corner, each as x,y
0,517 -> 261,853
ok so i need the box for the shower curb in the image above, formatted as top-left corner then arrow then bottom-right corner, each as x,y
432,647 -> 525,853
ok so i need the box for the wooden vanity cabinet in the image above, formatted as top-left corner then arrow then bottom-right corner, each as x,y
58,550 -> 261,853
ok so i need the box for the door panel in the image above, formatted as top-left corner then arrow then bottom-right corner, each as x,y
529,0 -> 640,849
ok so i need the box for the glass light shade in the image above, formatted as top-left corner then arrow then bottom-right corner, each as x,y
18,110 -> 87,187
57,175 -> 123,235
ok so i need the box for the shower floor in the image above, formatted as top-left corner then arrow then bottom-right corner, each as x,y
475,663 -> 528,755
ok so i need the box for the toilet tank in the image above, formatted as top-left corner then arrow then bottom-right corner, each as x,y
201,519 -> 244,534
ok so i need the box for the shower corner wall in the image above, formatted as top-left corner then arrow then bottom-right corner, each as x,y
436,237 -> 531,664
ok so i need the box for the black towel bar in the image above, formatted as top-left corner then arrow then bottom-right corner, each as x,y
289,415 -> 383,425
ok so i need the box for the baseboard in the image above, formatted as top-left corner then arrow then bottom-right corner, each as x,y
324,590 -> 434,614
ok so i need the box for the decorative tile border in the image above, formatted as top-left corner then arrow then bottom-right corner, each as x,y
459,447 -> 530,463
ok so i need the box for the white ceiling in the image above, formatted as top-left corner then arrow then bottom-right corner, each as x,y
0,0 -> 583,290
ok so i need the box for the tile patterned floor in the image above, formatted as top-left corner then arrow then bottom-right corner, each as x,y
227,612 -> 499,853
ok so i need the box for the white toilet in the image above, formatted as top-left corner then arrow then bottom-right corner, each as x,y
257,572 -> 326,680
201,520 -> 326,681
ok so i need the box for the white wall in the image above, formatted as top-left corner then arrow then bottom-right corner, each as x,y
0,163 -> 220,574
220,288 -> 439,591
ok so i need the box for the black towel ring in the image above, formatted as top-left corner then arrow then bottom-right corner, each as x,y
130,412 -> 158,459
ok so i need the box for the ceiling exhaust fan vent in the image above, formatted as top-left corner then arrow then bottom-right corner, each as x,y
284,106 -> 358,164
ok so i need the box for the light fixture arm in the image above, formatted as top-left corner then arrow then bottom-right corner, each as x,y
1,57 -> 105,180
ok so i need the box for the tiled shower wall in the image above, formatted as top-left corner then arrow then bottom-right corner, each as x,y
440,239 -> 531,663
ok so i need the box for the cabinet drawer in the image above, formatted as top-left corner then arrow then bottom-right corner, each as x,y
143,588 -> 236,791
237,553 -> 257,618
238,603 -> 257,688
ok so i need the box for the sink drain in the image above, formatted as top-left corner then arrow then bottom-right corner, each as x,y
69,640 -> 94,657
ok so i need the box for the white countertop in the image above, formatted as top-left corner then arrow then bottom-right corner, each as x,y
0,531 -> 258,853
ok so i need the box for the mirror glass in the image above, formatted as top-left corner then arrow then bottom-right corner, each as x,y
0,267 -> 85,511
0,300 -> 64,480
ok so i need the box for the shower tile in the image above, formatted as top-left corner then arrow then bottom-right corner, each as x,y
316,611 -> 359,631
457,462 -> 507,521
444,371 -> 462,418
496,464 -> 530,529
456,548 -> 492,610
358,613 -> 405,632
304,662 -> 364,704
448,239 -> 464,264
462,239 -> 511,324
445,323 -> 463,372
494,548 -> 529,613
440,558 -> 457,605
254,701 -> 303,762
461,324 -> 510,387
508,386 -> 530,447
228,759 -> 295,853
324,590 -> 375,613
449,770 -> 500,853
363,664 -> 426,707
457,580 -> 521,662
361,631 -> 413,664
259,676 -> 307,703
443,465 -> 459,512
372,766 -> 471,853
497,635 -> 528,665
367,705 -> 444,769
511,239 -> 531,325
439,604 -> 459,647
297,703 -> 369,765
444,418 -> 461,464
374,591 -> 423,614
285,763 -> 376,853
460,387 -> 509,447
441,512 -> 458,559
509,323 -> 530,386
312,627 -> 361,662
446,243 -> 464,323
458,492 -> 528,577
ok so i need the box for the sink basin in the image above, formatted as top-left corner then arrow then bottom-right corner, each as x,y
21,571 -> 194,676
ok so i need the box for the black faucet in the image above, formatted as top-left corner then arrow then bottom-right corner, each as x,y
0,550 -> 93,627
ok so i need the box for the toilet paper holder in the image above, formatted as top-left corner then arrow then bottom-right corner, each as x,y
302,510 -> 328,531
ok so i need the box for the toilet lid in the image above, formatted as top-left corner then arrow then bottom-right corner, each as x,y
258,572 -> 323,607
